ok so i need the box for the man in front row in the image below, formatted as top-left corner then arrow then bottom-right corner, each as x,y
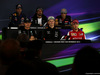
66,19 -> 86,40
43,16 -> 61,41
18,18 -> 37,41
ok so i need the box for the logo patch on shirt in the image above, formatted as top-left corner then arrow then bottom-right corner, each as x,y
59,19 -> 62,23
65,21 -> 68,25
65,21 -> 68,23
30,31 -> 33,35
35,20 -> 37,24
13,13 -> 17,16
47,31 -> 50,34
55,31 -> 58,37
21,17 -> 24,20
79,33 -> 83,36
71,33 -> 77,36
15,17 -> 17,21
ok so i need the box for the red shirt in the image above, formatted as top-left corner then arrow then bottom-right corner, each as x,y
67,29 -> 86,40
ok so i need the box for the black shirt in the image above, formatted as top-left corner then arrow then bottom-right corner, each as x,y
43,27 -> 61,41
18,28 -> 37,38
9,12 -> 26,27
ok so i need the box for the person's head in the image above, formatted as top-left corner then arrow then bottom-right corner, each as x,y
0,39 -> 20,63
48,16 -> 55,28
24,18 -> 31,28
25,40 -> 43,60
61,8 -> 67,19
16,4 -> 22,15
71,19 -> 79,30
36,7 -> 43,17
17,33 -> 29,42
73,46 -> 100,74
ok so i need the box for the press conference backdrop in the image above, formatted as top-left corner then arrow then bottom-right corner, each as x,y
0,0 -> 100,75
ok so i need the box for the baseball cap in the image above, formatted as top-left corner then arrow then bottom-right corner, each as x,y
61,8 -> 67,14
72,19 -> 79,24
16,4 -> 22,9
24,18 -> 31,23
48,16 -> 55,20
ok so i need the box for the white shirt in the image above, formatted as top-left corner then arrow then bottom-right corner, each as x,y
38,18 -> 42,25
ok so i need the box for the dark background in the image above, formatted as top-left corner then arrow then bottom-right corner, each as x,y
0,0 -> 100,29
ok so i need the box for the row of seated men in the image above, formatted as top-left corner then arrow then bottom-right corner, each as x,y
8,4 -> 72,27
15,16 -> 85,41
8,4 -> 86,41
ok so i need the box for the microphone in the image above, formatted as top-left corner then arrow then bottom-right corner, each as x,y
60,35 -> 65,40
60,35 -> 70,40
43,22 -> 47,27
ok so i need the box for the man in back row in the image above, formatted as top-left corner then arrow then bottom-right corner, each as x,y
31,7 -> 47,27
9,4 -> 26,27
55,8 -> 72,27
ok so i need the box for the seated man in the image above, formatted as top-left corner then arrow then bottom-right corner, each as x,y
66,19 -> 86,40
9,4 -> 26,27
18,18 -> 37,41
43,16 -> 61,41
31,7 -> 47,27
55,8 -> 72,27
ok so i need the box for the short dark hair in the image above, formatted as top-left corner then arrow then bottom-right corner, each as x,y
36,7 -> 43,12
17,33 -> 29,43
17,33 -> 29,48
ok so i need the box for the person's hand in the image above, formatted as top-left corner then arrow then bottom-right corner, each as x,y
29,36 -> 36,41
40,24 -> 42,26
19,23 -> 24,26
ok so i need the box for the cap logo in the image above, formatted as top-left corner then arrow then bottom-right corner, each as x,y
18,5 -> 21,7
62,9 -> 66,12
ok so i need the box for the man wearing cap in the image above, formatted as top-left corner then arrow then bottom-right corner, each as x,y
65,19 -> 86,40
55,8 -> 72,27
18,18 -> 37,41
9,4 -> 26,27
31,7 -> 47,27
43,16 -> 61,41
